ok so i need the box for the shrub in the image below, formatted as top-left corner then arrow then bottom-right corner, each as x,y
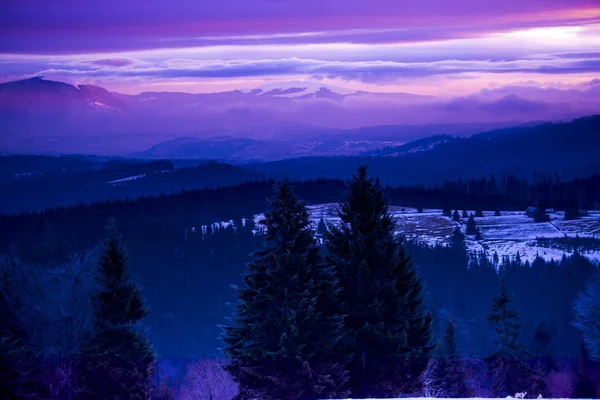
547,371 -> 574,399
179,358 -> 237,400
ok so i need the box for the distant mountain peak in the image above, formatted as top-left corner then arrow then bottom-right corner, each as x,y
245,80 -> 356,97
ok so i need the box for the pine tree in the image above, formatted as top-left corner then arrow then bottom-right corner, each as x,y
452,210 -> 460,222
436,319 -> 470,397
417,206 -> 424,213
485,279 -> 539,397
532,204 -> 551,223
442,206 -> 452,217
462,209 -> 468,218
495,209 -> 501,217
222,181 -> 348,400
325,165 -> 433,398
77,219 -> 156,400
466,214 -> 477,235
317,216 -> 327,236
475,209 -> 484,218
450,227 -> 466,250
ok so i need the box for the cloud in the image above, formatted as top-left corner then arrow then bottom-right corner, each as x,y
24,53 -> 600,83
90,58 -> 137,67
1,0 -> 599,53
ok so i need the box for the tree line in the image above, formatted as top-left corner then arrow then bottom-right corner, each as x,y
2,165 -> 600,399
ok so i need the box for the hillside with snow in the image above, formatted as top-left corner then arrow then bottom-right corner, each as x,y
203,205 -> 600,264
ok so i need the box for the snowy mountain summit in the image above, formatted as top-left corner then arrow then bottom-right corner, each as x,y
245,80 -> 357,98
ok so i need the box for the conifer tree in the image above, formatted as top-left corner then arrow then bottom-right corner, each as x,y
317,216 -> 327,236
325,165 -> 433,398
450,227 -> 466,250
466,214 -> 477,235
436,319 -> 470,397
452,210 -> 461,222
485,279 -> 540,397
462,209 -> 468,218
222,181 -> 348,400
475,209 -> 484,218
77,219 -> 156,400
442,206 -> 452,217
533,203 -> 551,223
495,209 -> 501,217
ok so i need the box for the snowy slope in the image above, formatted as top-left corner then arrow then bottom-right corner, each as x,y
257,205 -> 600,264
196,205 -> 600,264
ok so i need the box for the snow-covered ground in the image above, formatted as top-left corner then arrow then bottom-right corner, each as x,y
106,173 -> 147,186
198,204 -> 600,264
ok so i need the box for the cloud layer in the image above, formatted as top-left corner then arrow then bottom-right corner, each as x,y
1,0 -> 599,108
2,0 -> 599,53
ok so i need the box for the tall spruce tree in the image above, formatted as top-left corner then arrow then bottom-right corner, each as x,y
485,279 -> 541,397
221,180 -> 348,400
325,165 -> 433,398
77,219 -> 156,400
436,319 -> 470,397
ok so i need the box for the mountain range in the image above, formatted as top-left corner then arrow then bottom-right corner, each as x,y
4,76 -> 600,159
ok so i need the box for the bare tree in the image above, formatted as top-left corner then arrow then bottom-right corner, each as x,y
179,358 -> 238,400
421,358 -> 447,398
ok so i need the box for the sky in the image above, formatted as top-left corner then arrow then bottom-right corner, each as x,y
1,0 -> 600,96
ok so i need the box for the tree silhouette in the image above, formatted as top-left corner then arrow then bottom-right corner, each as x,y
77,219 -> 156,400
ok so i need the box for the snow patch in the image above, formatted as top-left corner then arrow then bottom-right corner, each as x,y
193,204 -> 600,264
106,174 -> 146,185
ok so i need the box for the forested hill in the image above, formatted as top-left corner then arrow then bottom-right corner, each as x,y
251,115 -> 600,185
2,172 -> 600,265
0,160 -> 265,214
1,173 -> 597,361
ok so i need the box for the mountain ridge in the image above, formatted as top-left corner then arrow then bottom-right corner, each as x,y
1,76 -> 598,158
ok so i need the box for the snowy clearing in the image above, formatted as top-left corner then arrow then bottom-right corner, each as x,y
273,205 -> 600,264
106,174 -> 147,185
196,204 -> 600,264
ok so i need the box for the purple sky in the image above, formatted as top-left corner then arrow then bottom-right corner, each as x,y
1,0 -> 600,96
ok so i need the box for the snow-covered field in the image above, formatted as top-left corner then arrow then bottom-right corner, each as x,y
313,204 -> 600,264
199,204 -> 600,264
106,173 -> 147,186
